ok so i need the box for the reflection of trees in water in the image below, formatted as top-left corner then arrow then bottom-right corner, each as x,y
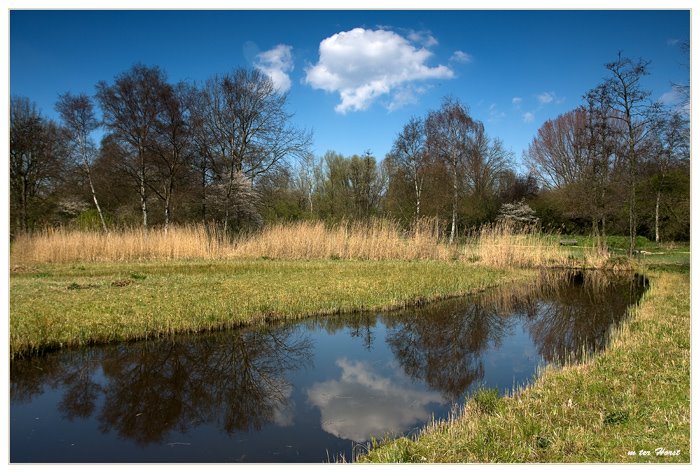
10,271 -> 647,447
57,351 -> 103,420
10,326 -> 312,445
384,299 -> 513,401
383,271 -> 647,400
306,312 -> 379,351
522,271 -> 647,363
11,349 -> 102,420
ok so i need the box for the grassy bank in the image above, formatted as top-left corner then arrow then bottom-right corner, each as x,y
360,269 -> 690,463
9,259 -> 530,358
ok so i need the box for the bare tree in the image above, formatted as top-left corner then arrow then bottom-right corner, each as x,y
466,125 -> 513,200
194,68 -> 312,232
389,116 -> 428,221
648,111 -> 689,242
525,103 -> 621,253
582,84 -> 630,253
601,53 -> 661,255
524,109 -> 590,190
10,97 -> 64,234
96,64 -> 169,234
147,82 -> 196,232
347,151 -> 384,219
426,97 -> 479,243
293,152 -> 322,215
671,40 -> 690,112
189,90 -> 214,223
55,92 -> 108,232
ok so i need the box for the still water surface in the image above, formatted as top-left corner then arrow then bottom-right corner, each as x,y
10,271 -> 647,462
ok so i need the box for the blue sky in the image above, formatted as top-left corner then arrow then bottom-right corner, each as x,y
10,10 -> 690,170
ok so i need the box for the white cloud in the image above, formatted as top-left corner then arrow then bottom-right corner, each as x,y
659,87 -> 690,115
537,91 -> 555,104
407,29 -> 439,47
385,85 -> 431,112
523,112 -> 535,123
488,103 -> 505,123
450,50 -> 473,63
512,97 -> 522,106
304,28 -> 454,114
307,358 -> 444,442
254,44 -> 294,93
659,88 -> 682,105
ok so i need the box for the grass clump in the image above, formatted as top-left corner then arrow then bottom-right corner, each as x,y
471,388 -> 503,415
360,270 -> 690,463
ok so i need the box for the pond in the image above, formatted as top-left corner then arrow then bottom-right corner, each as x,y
10,270 -> 648,463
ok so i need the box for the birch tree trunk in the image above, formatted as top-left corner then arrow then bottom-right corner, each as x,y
655,190 -> 661,243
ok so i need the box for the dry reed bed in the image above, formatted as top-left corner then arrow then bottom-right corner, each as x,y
10,220 -> 604,269
233,220 -> 453,261
469,222 -> 571,268
11,224 -> 232,264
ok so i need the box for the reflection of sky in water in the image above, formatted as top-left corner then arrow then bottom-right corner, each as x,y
271,384 -> 295,427
479,317 -> 543,395
307,358 -> 444,442
11,272 -> 646,462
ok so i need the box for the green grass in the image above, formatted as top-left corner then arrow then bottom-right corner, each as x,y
360,268 -> 690,463
546,235 -> 690,269
9,259 -> 530,358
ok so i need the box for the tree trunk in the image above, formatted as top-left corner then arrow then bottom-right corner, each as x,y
414,177 -> 422,222
139,148 -> 148,236
87,171 -> 108,233
20,174 -> 29,234
79,136 -> 107,233
164,194 -> 171,234
201,163 -> 207,223
655,190 -> 661,243
628,175 -> 636,256
223,206 -> 229,234
450,163 -> 458,244
601,215 -> 607,252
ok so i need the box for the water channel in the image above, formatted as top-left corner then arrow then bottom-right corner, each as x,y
10,270 -> 648,462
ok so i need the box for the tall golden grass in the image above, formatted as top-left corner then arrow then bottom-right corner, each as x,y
10,223 -> 232,264
467,221 -> 571,268
10,219 -> 606,269
232,219 -> 454,261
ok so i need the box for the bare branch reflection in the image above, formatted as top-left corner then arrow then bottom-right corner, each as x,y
383,271 -> 647,399
11,325 -> 312,445
382,297 -> 512,400
11,270 -> 647,455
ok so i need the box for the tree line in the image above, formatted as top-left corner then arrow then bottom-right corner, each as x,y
10,54 -> 690,248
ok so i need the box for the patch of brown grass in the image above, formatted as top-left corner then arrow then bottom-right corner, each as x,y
467,221 -> 571,268
231,219 -> 453,261
10,224 -> 231,264
11,219 -> 602,269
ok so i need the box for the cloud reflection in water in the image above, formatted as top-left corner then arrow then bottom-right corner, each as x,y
307,357 -> 444,442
